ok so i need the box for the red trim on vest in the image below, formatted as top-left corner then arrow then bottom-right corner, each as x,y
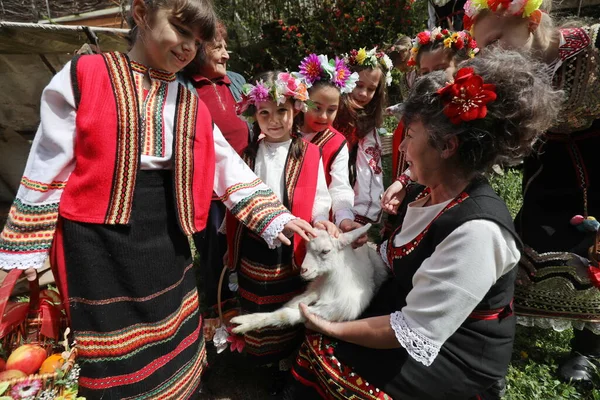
60,52 -> 215,233
226,140 -> 321,269
392,119 -> 407,180
311,127 -> 347,186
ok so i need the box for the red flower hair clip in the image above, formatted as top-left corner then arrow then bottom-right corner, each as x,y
436,67 -> 497,124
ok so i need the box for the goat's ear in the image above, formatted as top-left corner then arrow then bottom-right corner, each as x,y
338,223 -> 371,248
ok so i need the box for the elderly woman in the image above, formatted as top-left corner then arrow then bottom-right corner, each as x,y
181,21 -> 251,309
286,50 -> 563,400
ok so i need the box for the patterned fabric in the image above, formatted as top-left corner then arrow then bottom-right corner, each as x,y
292,333 -> 391,400
103,52 -> 140,226
0,199 -> 58,269
551,25 -> 600,134
57,171 -> 206,399
515,246 -> 600,328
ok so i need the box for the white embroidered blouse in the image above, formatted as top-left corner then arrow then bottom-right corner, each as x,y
353,129 -> 384,224
254,139 -> 331,223
380,195 -> 520,366
0,61 -> 295,270
302,131 -> 354,226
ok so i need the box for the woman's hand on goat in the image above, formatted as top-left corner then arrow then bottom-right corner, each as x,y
299,303 -> 337,336
279,218 -> 318,245
381,181 -> 406,215
314,220 -> 340,237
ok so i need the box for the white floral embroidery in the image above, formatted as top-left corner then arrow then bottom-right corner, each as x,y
390,311 -> 441,366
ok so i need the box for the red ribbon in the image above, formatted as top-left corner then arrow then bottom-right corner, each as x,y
588,266 -> 600,289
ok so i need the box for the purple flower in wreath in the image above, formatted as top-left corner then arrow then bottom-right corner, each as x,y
333,57 -> 351,88
299,53 -> 323,84
249,81 -> 270,104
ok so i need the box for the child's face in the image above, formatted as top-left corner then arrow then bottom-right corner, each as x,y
256,99 -> 296,142
418,49 -> 454,76
351,68 -> 382,107
137,7 -> 201,73
473,13 -> 532,51
302,86 -> 340,133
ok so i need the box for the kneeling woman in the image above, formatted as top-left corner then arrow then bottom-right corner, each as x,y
289,50 -> 563,399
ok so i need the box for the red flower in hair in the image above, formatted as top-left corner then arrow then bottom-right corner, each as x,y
416,31 -> 431,45
463,15 -> 473,31
437,67 -> 497,124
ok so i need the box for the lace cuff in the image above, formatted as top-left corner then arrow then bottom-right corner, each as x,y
379,241 -> 391,270
262,213 -> 295,249
0,252 -> 49,270
390,311 -> 440,367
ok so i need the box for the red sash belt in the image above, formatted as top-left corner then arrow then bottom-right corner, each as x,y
468,300 -> 513,321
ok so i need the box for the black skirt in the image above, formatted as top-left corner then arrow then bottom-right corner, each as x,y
53,170 -> 205,400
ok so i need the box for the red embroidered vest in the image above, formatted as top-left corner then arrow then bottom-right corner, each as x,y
310,127 -> 347,186
59,52 -> 215,234
227,139 -> 321,268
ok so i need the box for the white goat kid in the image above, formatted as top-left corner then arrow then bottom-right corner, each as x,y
230,224 -> 389,334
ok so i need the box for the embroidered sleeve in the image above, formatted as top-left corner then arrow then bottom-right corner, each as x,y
311,158 -> 332,224
328,145 -> 355,226
353,129 -> 384,224
213,126 -> 294,248
0,62 -> 76,270
395,220 -> 520,365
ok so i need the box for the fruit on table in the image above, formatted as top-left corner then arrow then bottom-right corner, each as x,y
0,369 -> 27,381
38,353 -> 65,374
5,344 -> 47,375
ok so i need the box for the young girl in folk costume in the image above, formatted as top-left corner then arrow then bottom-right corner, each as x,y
0,0 -> 315,398
383,28 -> 477,224
293,54 -> 361,233
334,47 -> 393,228
466,0 -> 600,386
225,71 -> 332,391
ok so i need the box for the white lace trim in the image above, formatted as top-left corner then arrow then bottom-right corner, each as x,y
262,213 -> 295,249
390,311 -> 440,366
0,251 -> 49,270
379,241 -> 391,270
517,315 -> 600,335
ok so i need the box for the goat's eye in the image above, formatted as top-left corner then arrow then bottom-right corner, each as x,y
321,249 -> 330,255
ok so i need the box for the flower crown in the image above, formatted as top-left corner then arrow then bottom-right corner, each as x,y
294,54 -> 359,94
236,72 -> 311,122
345,47 -> 394,86
463,0 -> 543,30
436,67 -> 497,124
407,28 -> 478,67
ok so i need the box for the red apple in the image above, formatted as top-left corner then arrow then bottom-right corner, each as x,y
6,344 -> 47,375
0,369 -> 27,381
0,358 -> 5,372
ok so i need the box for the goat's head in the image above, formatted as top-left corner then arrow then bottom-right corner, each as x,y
300,223 -> 371,280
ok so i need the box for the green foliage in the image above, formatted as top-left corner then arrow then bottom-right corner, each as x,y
219,0 -> 427,96
489,167 -> 523,219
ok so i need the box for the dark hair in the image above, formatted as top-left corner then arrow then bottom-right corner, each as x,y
243,71 -> 304,161
401,49 -> 563,176
416,40 -> 470,69
333,65 -> 387,139
184,20 -> 228,76
127,0 -> 217,47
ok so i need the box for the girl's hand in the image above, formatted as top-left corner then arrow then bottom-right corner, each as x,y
381,181 -> 406,215
279,218 -> 318,245
339,219 -> 368,248
314,220 -> 340,237
299,303 -> 336,336
24,268 -> 37,282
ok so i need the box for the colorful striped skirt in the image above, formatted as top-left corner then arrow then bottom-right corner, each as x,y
52,170 -> 206,399
237,229 -> 306,365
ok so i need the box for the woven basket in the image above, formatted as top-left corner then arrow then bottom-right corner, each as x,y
0,269 -> 80,398
380,134 -> 394,156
